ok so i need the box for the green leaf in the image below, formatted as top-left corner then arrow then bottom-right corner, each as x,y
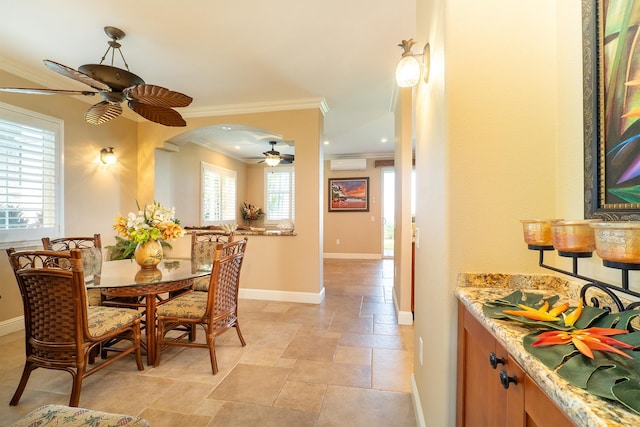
524,333 -> 577,370
612,379 -> 640,415
592,310 -> 640,330
573,305 -> 609,329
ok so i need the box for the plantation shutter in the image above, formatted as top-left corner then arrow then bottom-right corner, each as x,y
265,167 -> 294,222
201,162 -> 236,223
0,103 -> 62,245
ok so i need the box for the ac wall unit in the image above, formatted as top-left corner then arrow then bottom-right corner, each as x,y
329,158 -> 367,171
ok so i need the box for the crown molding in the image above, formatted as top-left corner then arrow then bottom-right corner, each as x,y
182,97 -> 329,118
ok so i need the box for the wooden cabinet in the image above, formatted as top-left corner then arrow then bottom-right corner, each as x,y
456,301 -> 574,427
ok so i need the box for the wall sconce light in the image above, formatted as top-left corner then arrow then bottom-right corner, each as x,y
100,147 -> 116,165
264,155 -> 281,167
395,39 -> 430,87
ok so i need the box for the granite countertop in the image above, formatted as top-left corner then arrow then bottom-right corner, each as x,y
183,227 -> 296,236
456,273 -> 640,427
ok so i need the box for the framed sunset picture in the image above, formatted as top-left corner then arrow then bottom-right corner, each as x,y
328,177 -> 369,212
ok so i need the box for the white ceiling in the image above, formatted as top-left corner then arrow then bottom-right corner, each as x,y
0,0 -> 416,160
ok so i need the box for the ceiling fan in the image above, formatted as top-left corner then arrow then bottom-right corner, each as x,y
0,26 -> 192,127
261,141 -> 294,166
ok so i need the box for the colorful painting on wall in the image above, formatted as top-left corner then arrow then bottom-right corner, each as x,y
584,0 -> 640,219
328,177 -> 369,212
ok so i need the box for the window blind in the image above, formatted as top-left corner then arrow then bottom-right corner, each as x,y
265,167 -> 294,222
201,162 -> 236,223
0,103 -> 62,245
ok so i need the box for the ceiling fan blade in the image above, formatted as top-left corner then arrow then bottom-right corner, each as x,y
280,154 -> 294,161
124,84 -> 192,108
128,101 -> 187,127
84,101 -> 123,125
44,59 -> 111,92
0,87 -> 96,96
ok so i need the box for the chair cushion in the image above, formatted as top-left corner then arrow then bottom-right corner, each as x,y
157,291 -> 207,319
87,306 -> 141,337
86,288 -> 102,306
192,276 -> 210,292
10,404 -> 150,427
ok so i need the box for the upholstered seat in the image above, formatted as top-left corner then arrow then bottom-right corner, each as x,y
6,248 -> 144,407
155,238 -> 247,374
10,404 -> 150,427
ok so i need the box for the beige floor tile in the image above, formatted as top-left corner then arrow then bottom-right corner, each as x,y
317,385 -> 416,427
139,408 -> 212,427
281,334 -> 339,362
329,313 -> 373,334
275,358 -> 297,368
373,322 -> 401,335
208,364 -> 291,406
192,398 -> 227,417
239,346 -> 284,366
148,381 -> 217,413
338,332 -> 405,350
361,302 -> 396,315
273,380 -> 327,412
0,259 -> 416,427
372,348 -> 414,392
288,359 -> 371,388
333,346 -> 372,366
211,401 -> 318,426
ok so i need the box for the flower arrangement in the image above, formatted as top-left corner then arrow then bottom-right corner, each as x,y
241,202 -> 264,221
113,201 -> 185,244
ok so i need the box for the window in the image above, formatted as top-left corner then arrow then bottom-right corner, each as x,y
201,162 -> 236,224
264,166 -> 294,223
0,102 -> 63,247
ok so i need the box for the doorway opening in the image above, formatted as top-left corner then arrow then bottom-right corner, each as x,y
382,169 -> 395,258
382,168 -> 416,259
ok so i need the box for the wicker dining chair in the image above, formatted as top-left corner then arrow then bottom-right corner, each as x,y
190,230 -> 234,292
42,234 -> 103,306
6,248 -> 144,407
155,238 -> 247,374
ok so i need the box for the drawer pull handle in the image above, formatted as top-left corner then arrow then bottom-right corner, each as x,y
499,369 -> 518,389
489,352 -> 505,369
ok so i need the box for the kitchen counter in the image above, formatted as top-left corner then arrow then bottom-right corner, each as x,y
183,227 -> 296,237
456,273 -> 640,427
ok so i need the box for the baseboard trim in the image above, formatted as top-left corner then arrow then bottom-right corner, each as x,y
323,253 -> 382,259
411,374 -> 426,427
0,316 -> 23,337
392,287 -> 414,326
239,286 -> 325,304
397,310 -> 414,326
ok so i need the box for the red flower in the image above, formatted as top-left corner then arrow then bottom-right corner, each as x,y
532,327 -> 635,359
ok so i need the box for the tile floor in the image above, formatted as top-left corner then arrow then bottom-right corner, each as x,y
0,259 -> 416,426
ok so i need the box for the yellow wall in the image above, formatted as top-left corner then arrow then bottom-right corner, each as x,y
412,0 -> 572,424
0,69 -> 138,323
137,108 -> 324,296
323,159 -> 385,256
394,87 -> 415,317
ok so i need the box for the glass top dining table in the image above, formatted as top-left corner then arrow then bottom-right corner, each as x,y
87,258 -> 212,365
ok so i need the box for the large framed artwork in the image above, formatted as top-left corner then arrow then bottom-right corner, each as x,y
328,177 -> 369,212
584,0 -> 640,219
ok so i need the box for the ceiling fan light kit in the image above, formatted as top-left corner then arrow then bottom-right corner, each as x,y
0,26 -> 193,127
260,141 -> 294,166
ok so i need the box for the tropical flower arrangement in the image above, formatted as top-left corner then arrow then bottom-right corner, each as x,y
483,291 -> 640,414
113,201 -> 185,244
241,202 -> 264,221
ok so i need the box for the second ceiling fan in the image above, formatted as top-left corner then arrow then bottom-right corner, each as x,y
261,141 -> 294,166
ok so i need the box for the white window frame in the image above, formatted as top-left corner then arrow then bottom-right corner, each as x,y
263,166 -> 295,225
200,162 -> 237,224
0,101 -> 64,248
